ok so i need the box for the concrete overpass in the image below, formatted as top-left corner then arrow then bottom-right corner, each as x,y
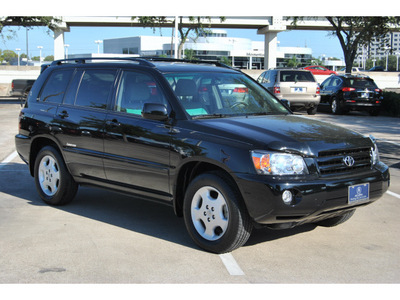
53,16 -> 335,68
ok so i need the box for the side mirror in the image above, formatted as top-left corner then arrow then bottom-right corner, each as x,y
280,99 -> 290,108
142,103 -> 169,121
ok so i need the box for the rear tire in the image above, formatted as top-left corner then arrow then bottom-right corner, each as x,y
34,146 -> 78,206
307,106 -> 317,115
331,97 -> 342,115
183,171 -> 253,253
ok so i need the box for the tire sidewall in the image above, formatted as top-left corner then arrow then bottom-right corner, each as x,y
183,172 -> 249,253
34,146 -> 75,205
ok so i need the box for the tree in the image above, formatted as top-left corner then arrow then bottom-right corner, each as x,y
326,17 -> 400,73
291,17 -> 400,73
0,16 -> 61,38
134,16 -> 225,59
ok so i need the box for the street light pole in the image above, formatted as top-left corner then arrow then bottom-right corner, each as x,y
37,46 -> 43,63
16,48 -> 21,67
64,44 -> 70,59
95,40 -> 103,54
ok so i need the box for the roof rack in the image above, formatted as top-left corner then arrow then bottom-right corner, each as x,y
50,57 -> 156,67
140,56 -> 233,69
50,57 -> 233,70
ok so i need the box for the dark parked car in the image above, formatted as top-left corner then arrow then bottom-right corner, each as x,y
15,58 -> 389,253
10,79 -> 35,98
319,74 -> 383,115
368,66 -> 384,72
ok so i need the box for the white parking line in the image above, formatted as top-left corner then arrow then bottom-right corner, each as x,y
0,151 -> 18,169
219,253 -> 245,276
387,191 -> 400,199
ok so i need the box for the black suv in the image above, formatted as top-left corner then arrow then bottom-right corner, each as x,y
319,74 -> 383,115
15,58 -> 390,253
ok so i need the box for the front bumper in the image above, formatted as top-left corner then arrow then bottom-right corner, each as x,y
234,162 -> 390,227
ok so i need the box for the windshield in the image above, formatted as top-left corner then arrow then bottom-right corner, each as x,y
164,72 -> 290,118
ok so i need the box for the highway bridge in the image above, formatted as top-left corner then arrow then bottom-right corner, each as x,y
51,16 -> 338,68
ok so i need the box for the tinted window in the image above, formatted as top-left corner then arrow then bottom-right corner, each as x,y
345,78 -> 377,88
75,69 -> 117,109
280,71 -> 315,82
115,71 -> 167,115
39,69 -> 74,103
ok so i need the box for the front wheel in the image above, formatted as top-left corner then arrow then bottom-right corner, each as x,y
34,146 -> 78,206
183,171 -> 253,253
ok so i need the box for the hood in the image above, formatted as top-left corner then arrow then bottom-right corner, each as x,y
193,115 -> 371,157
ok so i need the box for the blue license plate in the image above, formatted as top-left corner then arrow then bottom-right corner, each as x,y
348,183 -> 370,204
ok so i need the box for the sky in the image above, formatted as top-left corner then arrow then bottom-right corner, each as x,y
2,0 -> 398,61
0,24 -> 344,60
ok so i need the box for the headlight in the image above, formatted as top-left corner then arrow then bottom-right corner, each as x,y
251,151 -> 309,175
369,135 -> 380,165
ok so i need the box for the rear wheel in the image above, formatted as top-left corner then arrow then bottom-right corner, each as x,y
183,171 -> 252,253
331,97 -> 342,114
34,146 -> 78,206
307,106 -> 317,115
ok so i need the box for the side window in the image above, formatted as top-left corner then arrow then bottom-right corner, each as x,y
115,71 -> 167,115
75,69 -> 117,109
39,69 -> 74,104
261,71 -> 270,84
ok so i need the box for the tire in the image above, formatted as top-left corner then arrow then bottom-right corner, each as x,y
315,210 -> 355,227
183,171 -> 253,253
331,97 -> 342,115
307,106 -> 317,115
34,146 -> 78,206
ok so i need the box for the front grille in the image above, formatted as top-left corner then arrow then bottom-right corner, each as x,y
317,147 -> 372,176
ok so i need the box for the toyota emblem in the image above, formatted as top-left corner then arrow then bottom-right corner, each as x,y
343,156 -> 355,167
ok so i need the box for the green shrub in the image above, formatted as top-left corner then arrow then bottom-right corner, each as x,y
381,91 -> 400,117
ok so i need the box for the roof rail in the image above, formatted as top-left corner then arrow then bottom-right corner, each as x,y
50,56 -> 234,70
140,56 -> 233,69
50,57 -> 156,67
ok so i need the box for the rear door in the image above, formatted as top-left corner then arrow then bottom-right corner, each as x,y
54,68 -> 118,180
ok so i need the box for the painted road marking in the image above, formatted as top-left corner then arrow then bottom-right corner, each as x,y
219,253 -> 245,276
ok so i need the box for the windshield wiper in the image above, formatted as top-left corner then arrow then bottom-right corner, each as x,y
191,114 -> 227,119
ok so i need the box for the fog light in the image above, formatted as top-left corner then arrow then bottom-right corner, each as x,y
282,190 -> 293,205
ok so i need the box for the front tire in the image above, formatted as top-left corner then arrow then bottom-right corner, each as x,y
183,171 -> 252,253
34,146 -> 78,206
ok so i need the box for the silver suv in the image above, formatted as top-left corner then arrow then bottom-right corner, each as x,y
257,69 -> 321,115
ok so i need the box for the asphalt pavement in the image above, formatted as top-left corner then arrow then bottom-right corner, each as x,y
0,99 -> 399,291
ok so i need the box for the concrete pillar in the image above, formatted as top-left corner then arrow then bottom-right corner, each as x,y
53,23 -> 70,60
257,17 -> 286,70
263,32 -> 278,69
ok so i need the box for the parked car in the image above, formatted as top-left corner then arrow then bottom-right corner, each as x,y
303,65 -> 337,75
10,79 -> 35,98
368,66 -> 385,72
319,74 -> 383,115
339,67 -> 365,73
257,68 -> 320,114
15,57 -> 389,253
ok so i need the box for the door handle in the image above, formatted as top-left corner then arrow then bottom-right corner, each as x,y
58,110 -> 69,119
106,119 -> 121,127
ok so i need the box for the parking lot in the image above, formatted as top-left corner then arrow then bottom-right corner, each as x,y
1,99 -> 399,286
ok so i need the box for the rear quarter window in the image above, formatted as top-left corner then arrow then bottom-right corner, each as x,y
39,69 -> 74,104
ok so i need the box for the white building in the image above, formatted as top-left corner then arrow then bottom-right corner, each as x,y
103,30 -> 313,69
